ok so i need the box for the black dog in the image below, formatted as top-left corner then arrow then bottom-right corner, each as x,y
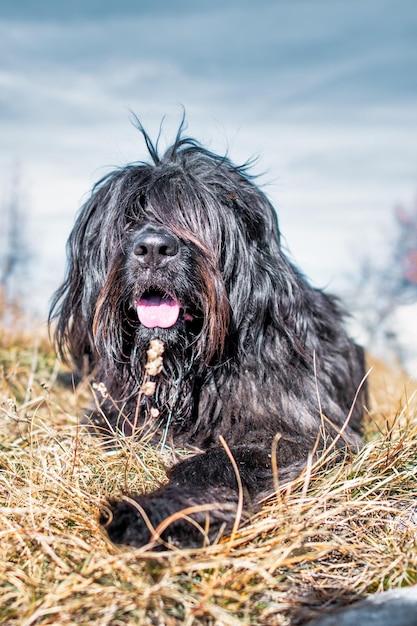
50,119 -> 366,549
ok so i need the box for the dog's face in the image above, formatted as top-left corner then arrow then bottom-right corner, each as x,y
90,182 -> 233,369
51,136 -> 285,380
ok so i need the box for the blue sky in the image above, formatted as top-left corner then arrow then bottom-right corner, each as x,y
1,0 -> 416,317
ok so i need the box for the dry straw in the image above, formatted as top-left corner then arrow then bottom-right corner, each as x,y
0,323 -> 416,625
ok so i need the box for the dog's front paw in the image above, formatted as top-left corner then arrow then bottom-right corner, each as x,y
99,493 -> 210,549
100,484 -> 238,549
100,498 -> 155,548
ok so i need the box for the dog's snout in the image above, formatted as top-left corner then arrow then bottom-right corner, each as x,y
133,229 -> 179,267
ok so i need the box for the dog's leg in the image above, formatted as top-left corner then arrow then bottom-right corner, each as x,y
100,441 -> 311,549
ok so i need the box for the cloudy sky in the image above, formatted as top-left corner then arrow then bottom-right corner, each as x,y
1,0 -> 416,318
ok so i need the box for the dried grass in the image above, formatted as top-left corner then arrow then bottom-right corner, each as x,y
0,322 -> 416,625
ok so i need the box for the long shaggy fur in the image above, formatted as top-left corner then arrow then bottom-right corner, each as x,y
50,119 -> 367,549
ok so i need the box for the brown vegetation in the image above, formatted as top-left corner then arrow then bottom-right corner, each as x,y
0,319 -> 416,625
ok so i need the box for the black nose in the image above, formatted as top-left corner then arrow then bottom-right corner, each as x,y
133,229 -> 179,267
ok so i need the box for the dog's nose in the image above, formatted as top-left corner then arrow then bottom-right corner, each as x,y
133,230 -> 179,267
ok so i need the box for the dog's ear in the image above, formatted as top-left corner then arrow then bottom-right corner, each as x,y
219,184 -> 308,359
48,178 -> 123,370
48,201 -> 98,370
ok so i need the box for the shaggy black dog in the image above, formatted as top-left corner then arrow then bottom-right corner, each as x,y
50,119 -> 366,549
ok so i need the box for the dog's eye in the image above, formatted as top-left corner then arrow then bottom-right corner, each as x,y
139,192 -> 147,208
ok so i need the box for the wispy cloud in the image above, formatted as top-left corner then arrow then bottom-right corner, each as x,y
0,0 -> 416,314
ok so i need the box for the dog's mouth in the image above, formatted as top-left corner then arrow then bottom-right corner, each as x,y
136,288 -> 192,329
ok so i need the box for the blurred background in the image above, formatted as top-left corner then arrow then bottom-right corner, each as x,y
0,0 -> 416,373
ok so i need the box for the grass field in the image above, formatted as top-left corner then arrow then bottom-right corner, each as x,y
0,318 -> 416,625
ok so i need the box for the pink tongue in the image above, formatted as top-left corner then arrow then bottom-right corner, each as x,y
137,294 -> 180,329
